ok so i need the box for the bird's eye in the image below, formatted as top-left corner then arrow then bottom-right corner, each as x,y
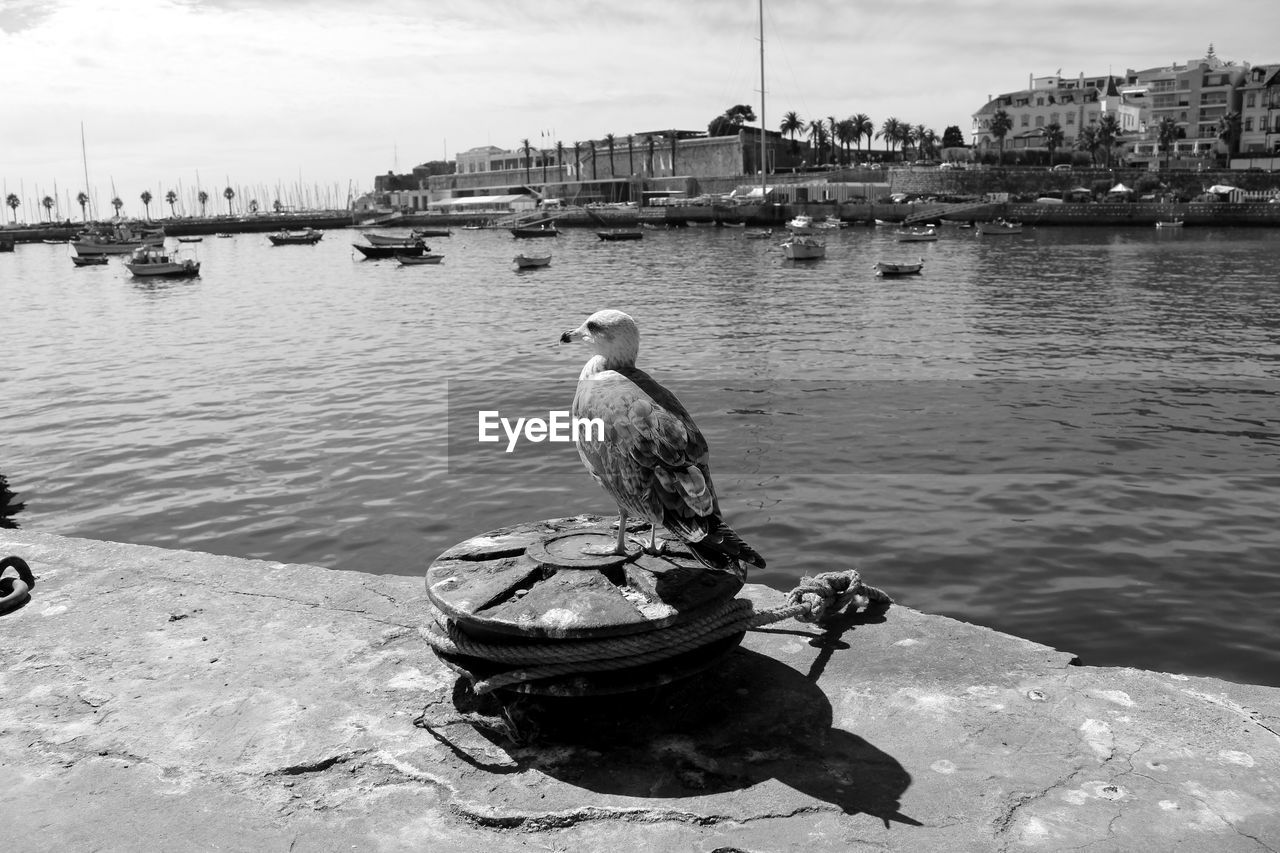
586,321 -> 600,333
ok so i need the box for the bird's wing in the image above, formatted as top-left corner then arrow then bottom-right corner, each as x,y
572,369 -> 716,526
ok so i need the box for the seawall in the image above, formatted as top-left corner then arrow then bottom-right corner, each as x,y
2,528 -> 1277,851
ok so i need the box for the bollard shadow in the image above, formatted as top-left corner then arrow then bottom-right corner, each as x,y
429,624 -> 918,827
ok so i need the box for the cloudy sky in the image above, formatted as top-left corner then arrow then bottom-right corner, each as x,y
4,0 -> 1280,218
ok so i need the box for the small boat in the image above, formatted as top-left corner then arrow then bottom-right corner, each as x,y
781,234 -> 825,260
43,238 -> 68,244
71,255 -> 108,266
976,219 -> 1023,235
124,245 -> 200,278
744,228 -> 773,239
268,228 -> 323,245
72,224 -> 165,255
514,253 -> 552,269
897,227 -> 938,243
597,229 -> 643,241
362,229 -> 449,246
397,253 -> 444,265
354,241 -> 427,259
1155,219 -> 1184,228
786,214 -> 816,235
177,236 -> 203,243
511,224 -> 558,238
721,221 -> 747,228
816,216 -> 847,229
0,238 -> 15,252
461,224 -> 484,231
874,257 -> 925,276
873,219 -> 896,226
215,233 -> 233,238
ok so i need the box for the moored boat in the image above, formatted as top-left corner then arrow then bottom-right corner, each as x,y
597,229 -> 643,241
362,229 -> 449,246
874,257 -> 925,276
786,214 -> 816,234
397,253 -> 444,265
71,254 -> 108,266
354,241 -> 427,259
976,219 -> 1023,236
511,223 -> 558,238
897,226 -> 938,243
124,245 -> 200,277
268,228 -> 323,245
72,223 -> 165,255
177,236 -> 203,243
1155,219 -> 1184,228
781,234 -> 825,260
744,228 -> 773,239
513,253 -> 552,269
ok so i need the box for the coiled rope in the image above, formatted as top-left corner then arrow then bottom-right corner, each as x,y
421,569 -> 891,695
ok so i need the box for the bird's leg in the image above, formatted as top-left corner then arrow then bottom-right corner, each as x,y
580,506 -> 632,557
644,525 -> 668,557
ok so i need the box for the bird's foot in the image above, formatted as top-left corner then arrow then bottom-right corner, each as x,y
630,536 -> 668,557
579,542 -> 632,558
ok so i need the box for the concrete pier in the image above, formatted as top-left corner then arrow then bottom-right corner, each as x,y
2,526 -> 1278,851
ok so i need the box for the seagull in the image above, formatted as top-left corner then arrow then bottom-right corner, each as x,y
559,309 -> 766,578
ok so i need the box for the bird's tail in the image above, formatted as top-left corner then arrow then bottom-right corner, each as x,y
684,516 -> 766,580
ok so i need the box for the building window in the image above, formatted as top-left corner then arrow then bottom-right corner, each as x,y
1247,93 -> 1257,108
1245,117 -> 1254,131
1066,113 -> 1075,125
1035,115 -> 1044,128
1021,114 -> 1029,127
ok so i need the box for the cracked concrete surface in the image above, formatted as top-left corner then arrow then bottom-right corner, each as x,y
2,529 -> 1278,852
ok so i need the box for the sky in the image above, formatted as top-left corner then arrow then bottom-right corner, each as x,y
5,0 -> 1280,220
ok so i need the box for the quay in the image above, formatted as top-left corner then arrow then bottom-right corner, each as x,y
3,525 -> 1277,851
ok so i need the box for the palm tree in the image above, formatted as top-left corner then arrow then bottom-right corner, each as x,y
853,113 -> 874,157
1044,122 -> 1065,165
542,149 -> 549,183
627,134 -> 635,176
140,190 -> 153,220
555,140 -> 566,179
223,186 -> 235,215
165,190 -> 178,218
76,191 -> 89,221
42,195 -> 54,221
913,124 -> 936,159
876,117 -> 904,159
645,135 -> 656,176
111,197 -> 123,218
667,131 -> 677,176
198,190 -> 209,217
589,140 -> 598,180
274,199 -> 283,213
604,133 -> 617,179
572,141 -> 582,180
249,199 -> 259,215
1075,125 -> 1101,165
835,119 -> 856,165
806,119 -> 827,163
988,108 -> 1013,164
1156,116 -> 1181,171
827,116 -> 838,164
1096,114 -> 1122,168
780,111 -> 803,155
520,138 -> 532,183
5,193 -> 19,223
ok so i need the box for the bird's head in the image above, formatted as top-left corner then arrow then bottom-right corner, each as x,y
560,309 -> 640,368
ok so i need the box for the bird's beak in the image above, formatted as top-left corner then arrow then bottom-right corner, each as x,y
560,326 -> 584,344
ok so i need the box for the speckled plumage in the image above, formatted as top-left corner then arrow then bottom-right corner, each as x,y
560,310 -> 765,576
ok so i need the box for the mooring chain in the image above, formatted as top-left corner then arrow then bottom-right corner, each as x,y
421,569 -> 892,695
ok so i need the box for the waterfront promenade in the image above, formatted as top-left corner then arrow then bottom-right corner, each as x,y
3,527 -> 1277,851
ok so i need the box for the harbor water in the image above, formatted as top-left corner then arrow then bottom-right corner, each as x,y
3,222 -> 1278,686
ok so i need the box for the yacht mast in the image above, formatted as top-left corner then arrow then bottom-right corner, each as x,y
758,0 -> 767,198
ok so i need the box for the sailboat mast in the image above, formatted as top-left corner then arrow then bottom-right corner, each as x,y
758,0 -> 766,197
81,122 -> 93,220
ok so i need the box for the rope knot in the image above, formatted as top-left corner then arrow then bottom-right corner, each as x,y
785,569 -> 893,624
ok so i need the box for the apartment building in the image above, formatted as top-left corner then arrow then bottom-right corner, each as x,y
1121,52 -> 1248,167
1238,64 -> 1280,155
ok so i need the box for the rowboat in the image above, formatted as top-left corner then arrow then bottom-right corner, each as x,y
874,257 -> 925,276
511,224 -> 558,238
781,234 -> 825,260
976,219 -> 1023,235
354,241 -> 426,259
897,227 -> 938,242
268,228 -> 323,245
71,255 -> 108,266
597,229 -> 643,241
362,229 -> 450,246
744,228 -> 773,239
124,245 -> 200,278
397,253 -> 444,265
177,236 -> 203,243
513,253 -> 552,269
1155,219 -> 1184,228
